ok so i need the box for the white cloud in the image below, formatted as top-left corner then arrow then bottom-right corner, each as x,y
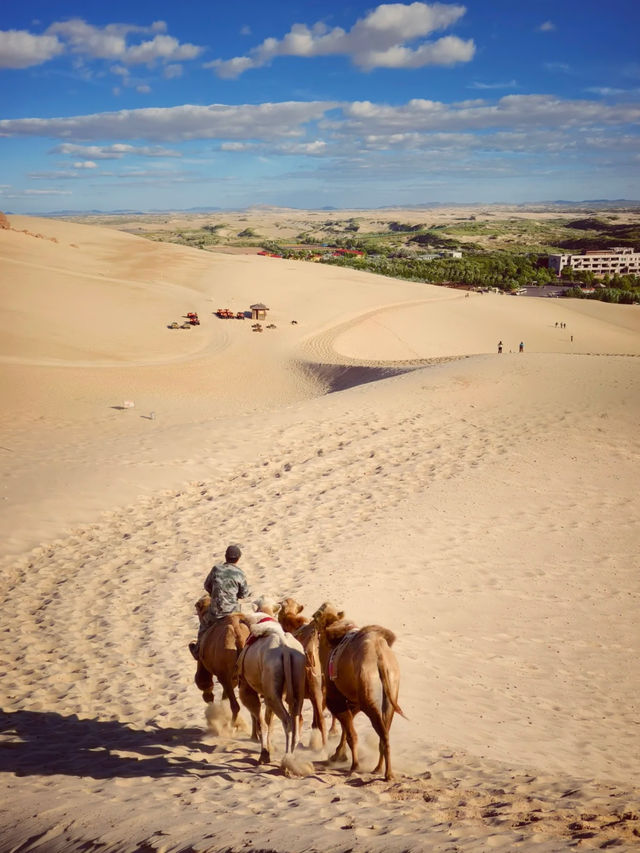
22,188 -> 72,195
124,34 -> 202,65
163,63 -> 183,78
136,84 -> 151,94
544,62 -> 570,73
47,18 -> 130,60
28,170 -> 85,179
52,143 -> 183,158
470,79 -> 517,90
72,160 -> 97,168
537,21 -> 556,32
0,101 -> 336,142
0,29 -> 63,68
357,34 -> 474,69
0,19 -> 203,72
586,86 -> 631,97
583,134 -> 640,151
206,2 -> 474,77
2,97 -> 638,166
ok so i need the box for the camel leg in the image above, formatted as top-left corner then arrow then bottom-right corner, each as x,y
330,712 -> 358,772
289,655 -> 306,754
194,661 -> 214,704
219,674 -> 241,727
257,704 -> 270,763
368,706 -> 394,781
330,726 -> 348,763
290,708 -> 300,754
309,681 -> 327,746
239,679 -> 268,762
265,697 -> 292,755
339,711 -> 359,775
264,707 -> 274,758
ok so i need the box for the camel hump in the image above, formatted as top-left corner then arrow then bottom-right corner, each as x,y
359,624 -> 397,647
325,619 -> 358,645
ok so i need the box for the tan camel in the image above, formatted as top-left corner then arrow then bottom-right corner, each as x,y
192,594 -> 250,730
237,612 -> 306,765
277,597 -> 331,746
312,601 -> 405,781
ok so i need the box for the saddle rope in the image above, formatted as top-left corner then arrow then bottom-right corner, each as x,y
328,629 -> 359,681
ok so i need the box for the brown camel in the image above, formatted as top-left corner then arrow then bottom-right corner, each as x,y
193,594 -> 250,730
312,601 -> 405,781
278,596 -> 332,746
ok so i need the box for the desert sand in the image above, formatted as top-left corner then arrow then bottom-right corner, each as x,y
0,214 -> 639,852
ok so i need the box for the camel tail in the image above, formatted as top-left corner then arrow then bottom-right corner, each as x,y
283,645 -> 304,718
376,635 -> 407,719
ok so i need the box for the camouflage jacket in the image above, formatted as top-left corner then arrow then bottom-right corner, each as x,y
203,561 -> 250,618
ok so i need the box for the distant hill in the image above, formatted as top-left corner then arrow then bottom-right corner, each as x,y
17,199 -> 640,217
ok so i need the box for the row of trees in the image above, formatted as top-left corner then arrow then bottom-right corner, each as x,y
318,252 -> 558,291
258,237 -> 639,301
564,286 -> 639,304
560,268 -> 640,290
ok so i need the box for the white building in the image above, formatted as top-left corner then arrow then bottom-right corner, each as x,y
549,246 -> 640,276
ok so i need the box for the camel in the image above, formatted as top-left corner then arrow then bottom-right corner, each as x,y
192,594 -> 250,731
277,597 -> 331,746
312,601 -> 405,781
237,610 -> 306,766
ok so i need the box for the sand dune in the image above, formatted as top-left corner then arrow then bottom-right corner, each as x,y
0,215 -> 638,852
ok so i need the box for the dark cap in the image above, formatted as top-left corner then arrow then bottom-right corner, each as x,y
225,544 -> 241,563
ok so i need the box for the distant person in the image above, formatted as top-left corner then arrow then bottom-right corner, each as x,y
519,341 -> 524,353
571,335 -> 573,342
498,341 -> 503,354
189,544 -> 250,660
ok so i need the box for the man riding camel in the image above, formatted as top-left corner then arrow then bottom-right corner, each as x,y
189,544 -> 251,660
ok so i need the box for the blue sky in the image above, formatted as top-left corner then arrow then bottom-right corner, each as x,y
1,0 -> 639,212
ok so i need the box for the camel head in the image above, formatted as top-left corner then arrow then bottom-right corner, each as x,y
277,597 -> 308,632
252,595 -> 280,618
195,593 -> 211,625
242,601 -> 286,640
311,601 -> 345,631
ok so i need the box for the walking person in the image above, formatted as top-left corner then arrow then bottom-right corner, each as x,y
519,341 -> 524,353
498,340 -> 503,354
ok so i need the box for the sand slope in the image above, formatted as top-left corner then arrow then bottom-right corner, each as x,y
0,216 -> 639,852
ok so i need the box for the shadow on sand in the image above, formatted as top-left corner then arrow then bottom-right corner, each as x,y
0,709 -> 237,780
299,361 -> 416,394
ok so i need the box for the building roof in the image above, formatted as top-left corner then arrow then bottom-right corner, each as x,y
250,303 -> 269,310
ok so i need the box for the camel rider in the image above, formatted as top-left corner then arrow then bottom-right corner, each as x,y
189,544 -> 251,660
